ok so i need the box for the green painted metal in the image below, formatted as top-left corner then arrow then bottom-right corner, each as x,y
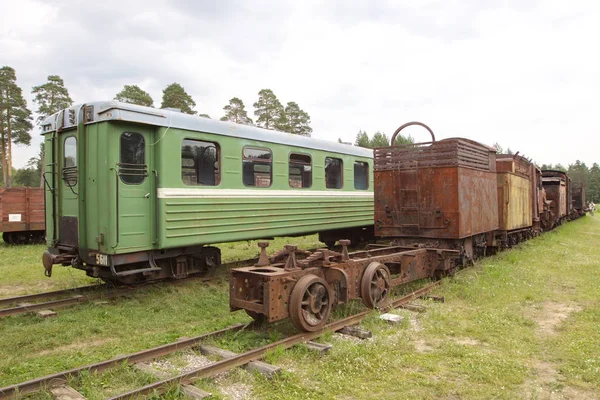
44,108 -> 373,260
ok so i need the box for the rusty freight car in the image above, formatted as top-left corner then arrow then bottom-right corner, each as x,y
373,122 -> 498,264
0,187 -> 45,244
541,170 -> 570,227
571,185 -> 587,218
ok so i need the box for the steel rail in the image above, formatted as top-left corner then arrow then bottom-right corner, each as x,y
109,281 -> 441,400
0,324 -> 246,399
0,284 -> 105,308
0,249 -> 326,318
0,295 -> 86,318
0,250 -> 303,309
0,262 -> 254,319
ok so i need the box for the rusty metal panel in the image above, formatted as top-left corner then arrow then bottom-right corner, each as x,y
0,187 -> 45,232
542,170 -> 568,219
375,138 -> 498,239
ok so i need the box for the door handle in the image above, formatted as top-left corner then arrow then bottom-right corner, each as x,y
144,193 -> 150,198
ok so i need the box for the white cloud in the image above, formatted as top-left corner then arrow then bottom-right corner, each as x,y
2,0 -> 599,169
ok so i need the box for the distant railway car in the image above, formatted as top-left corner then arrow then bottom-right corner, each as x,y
541,170 -> 570,227
41,102 -> 374,283
571,185 -> 587,218
374,122 -> 498,264
0,187 -> 45,244
494,154 -> 537,247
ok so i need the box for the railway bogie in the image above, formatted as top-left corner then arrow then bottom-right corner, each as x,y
230,241 -> 458,331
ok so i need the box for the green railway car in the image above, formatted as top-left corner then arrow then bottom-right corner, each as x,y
41,101 -> 374,283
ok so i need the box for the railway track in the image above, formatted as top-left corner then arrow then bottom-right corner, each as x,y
0,281 -> 439,399
0,255 -> 269,319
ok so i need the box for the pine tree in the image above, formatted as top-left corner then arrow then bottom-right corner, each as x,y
32,75 -> 73,187
568,160 -> 590,189
0,66 -> 33,187
279,102 -> 312,136
588,163 -> 600,202
31,75 -> 73,124
160,83 -> 196,114
354,130 -> 413,148
354,130 -> 370,147
114,84 -> 153,107
253,89 -> 283,130
220,97 -> 252,124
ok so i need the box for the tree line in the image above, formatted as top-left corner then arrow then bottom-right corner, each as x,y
115,85 -> 313,136
0,67 -> 314,188
1,65 -> 598,199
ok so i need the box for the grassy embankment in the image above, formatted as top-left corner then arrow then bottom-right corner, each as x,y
0,219 -> 599,399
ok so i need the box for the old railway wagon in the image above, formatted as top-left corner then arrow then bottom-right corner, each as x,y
0,187 -> 45,244
373,122 -> 498,264
541,170 -> 570,227
41,101 -> 374,283
570,184 -> 587,218
494,154 -> 540,247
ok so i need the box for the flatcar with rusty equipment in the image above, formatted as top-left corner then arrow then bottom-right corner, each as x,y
0,187 -> 45,244
230,121 -> 588,331
231,122 -> 496,331
40,101 -> 374,283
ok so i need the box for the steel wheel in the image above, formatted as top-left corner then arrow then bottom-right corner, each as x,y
2,232 -> 13,245
289,274 -> 332,332
361,262 -> 391,308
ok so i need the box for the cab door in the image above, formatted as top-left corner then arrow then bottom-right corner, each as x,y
115,129 -> 154,252
59,134 -> 79,247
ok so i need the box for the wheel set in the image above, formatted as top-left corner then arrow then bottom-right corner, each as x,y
286,263 -> 392,332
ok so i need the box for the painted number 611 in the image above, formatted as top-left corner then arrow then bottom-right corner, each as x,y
95,253 -> 108,266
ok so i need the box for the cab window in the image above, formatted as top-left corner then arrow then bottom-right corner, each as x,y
182,139 -> 220,186
120,132 -> 146,184
243,147 -> 272,187
325,157 -> 343,189
354,161 -> 369,190
62,136 -> 77,185
289,153 -> 312,188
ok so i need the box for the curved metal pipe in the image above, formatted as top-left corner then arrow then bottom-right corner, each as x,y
390,121 -> 435,146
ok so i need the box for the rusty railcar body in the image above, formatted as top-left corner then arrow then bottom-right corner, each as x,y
0,187 -> 45,244
571,185 -> 587,218
374,127 -> 498,263
494,155 -> 536,247
541,170 -> 569,227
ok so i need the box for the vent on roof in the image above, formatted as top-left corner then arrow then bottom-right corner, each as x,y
162,107 -> 182,113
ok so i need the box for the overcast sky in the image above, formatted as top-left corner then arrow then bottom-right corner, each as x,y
2,0 -> 598,169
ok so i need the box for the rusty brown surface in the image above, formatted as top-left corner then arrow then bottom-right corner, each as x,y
230,243 -> 458,330
542,170 -> 569,223
374,138 -> 498,240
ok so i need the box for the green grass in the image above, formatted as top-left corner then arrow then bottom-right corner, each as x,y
1,222 -> 599,399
